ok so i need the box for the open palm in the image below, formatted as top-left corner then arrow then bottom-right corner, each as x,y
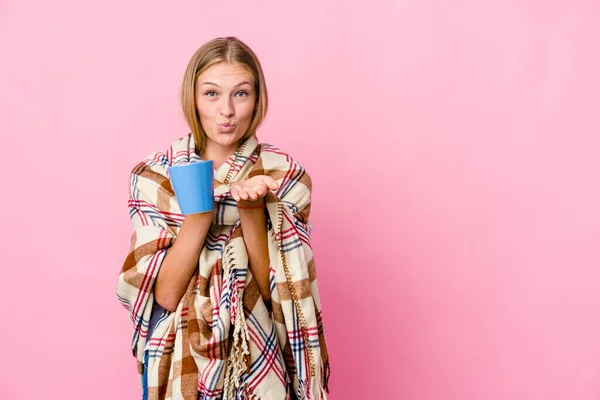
230,175 -> 279,203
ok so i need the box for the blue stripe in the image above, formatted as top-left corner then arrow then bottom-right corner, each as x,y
279,167 -> 305,199
281,238 -> 303,253
291,303 -> 304,379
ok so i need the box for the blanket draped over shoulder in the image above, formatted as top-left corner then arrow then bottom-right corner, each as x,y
116,134 -> 330,400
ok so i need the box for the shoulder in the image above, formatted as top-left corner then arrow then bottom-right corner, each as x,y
257,142 -> 312,192
129,133 -> 195,176
258,142 -> 309,175
128,133 -> 195,197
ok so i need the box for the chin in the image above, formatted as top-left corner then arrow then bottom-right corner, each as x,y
210,133 -> 244,146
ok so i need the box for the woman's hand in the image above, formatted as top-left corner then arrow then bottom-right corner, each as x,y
230,175 -> 279,204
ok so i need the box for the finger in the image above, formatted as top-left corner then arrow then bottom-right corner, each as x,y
258,176 -> 273,186
239,187 -> 249,200
248,187 -> 259,200
254,185 -> 266,197
230,186 -> 240,201
260,177 -> 279,191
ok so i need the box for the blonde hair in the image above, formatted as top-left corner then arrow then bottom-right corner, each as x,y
180,37 -> 269,156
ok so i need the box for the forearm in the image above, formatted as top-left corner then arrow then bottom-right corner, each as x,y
238,205 -> 272,306
154,212 -> 213,311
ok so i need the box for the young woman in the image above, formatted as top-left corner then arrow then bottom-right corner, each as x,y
117,37 -> 330,400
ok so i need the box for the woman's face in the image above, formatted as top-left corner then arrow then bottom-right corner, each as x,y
195,62 -> 257,151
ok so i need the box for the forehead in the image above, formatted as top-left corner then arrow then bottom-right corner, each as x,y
197,62 -> 254,85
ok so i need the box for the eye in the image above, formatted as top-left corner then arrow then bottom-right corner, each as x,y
235,91 -> 248,97
205,90 -> 217,97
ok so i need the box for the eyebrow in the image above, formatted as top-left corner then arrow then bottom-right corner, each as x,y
200,81 -> 252,88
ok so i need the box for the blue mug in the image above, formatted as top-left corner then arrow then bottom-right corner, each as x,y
167,160 -> 214,214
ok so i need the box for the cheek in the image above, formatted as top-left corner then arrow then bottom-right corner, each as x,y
196,103 -> 216,119
236,103 -> 256,120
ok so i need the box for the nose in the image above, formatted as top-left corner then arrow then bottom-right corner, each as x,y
219,97 -> 235,118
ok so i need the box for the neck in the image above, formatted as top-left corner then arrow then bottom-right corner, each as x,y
201,140 -> 240,170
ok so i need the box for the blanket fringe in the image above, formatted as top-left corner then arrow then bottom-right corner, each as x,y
223,292 -> 251,399
309,355 -> 328,400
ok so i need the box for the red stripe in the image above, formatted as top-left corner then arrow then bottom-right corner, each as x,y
276,157 -> 296,199
131,244 -> 162,328
132,229 -> 168,329
247,325 -> 286,387
129,199 -> 184,221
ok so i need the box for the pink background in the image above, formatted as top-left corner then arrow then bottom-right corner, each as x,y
1,0 -> 599,399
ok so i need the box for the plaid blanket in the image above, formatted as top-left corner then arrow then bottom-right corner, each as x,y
116,133 -> 330,400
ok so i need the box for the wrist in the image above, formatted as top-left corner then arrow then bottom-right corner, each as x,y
183,210 -> 214,226
237,198 -> 265,210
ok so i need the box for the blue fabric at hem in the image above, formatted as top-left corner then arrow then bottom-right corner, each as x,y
142,350 -> 149,400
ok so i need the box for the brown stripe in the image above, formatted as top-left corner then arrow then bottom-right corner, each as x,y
229,227 -> 243,241
178,287 -> 200,395
157,184 -> 174,214
188,284 -> 229,360
199,300 -> 214,340
316,302 -> 330,367
180,355 -> 199,397
242,275 -> 262,316
196,274 -> 211,298
121,236 -> 175,274
122,271 -> 147,290
121,237 -> 174,289
307,258 -> 316,282
158,175 -> 175,196
136,166 -> 177,230
131,160 -> 146,176
155,322 -> 176,399
282,339 -> 296,375
247,153 -> 265,178
275,278 -> 312,301
187,299 -> 213,342
295,202 -> 311,224
136,164 -> 172,192
271,300 -> 284,324
249,147 -> 312,193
